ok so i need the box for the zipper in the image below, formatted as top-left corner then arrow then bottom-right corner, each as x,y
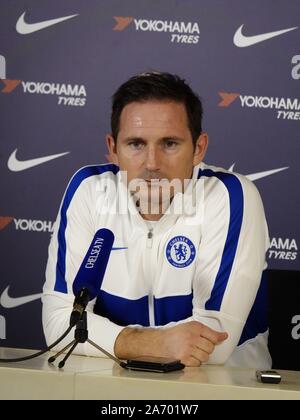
146,227 -> 155,326
147,228 -> 153,248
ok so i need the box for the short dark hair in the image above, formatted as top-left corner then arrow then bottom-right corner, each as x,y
111,71 -> 203,145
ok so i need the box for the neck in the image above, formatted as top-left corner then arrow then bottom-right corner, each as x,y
141,213 -> 162,221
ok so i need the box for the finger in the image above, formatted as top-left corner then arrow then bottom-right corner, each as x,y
195,337 -> 215,354
191,347 -> 210,364
183,355 -> 202,367
200,325 -> 228,345
217,332 -> 228,343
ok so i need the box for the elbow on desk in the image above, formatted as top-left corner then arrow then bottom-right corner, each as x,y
41,294 -> 72,348
207,340 -> 235,365
207,353 -> 230,365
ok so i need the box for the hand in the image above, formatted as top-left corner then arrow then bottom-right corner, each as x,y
114,321 -> 228,367
161,321 -> 228,366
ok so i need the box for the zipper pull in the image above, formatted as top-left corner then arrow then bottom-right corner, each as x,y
147,228 -> 153,248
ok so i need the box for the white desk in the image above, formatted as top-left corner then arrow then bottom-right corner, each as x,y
1,347 -> 300,400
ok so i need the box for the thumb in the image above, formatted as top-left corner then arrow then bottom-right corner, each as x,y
217,331 -> 228,343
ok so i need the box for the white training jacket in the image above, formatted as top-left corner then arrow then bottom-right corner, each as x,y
42,161 -> 271,369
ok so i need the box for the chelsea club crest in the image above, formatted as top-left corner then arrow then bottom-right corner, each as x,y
166,236 -> 196,268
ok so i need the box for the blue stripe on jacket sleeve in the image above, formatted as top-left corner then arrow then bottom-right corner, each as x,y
54,164 -> 119,293
94,290 -> 150,327
197,169 -> 244,311
154,293 -> 193,325
238,270 -> 269,345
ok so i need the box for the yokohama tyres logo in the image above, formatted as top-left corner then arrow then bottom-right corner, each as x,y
0,216 -> 14,231
0,79 -> 22,93
0,54 -> 21,92
113,16 -> 200,44
219,91 -> 300,121
0,54 -> 87,106
268,237 -> 298,262
0,216 -> 54,233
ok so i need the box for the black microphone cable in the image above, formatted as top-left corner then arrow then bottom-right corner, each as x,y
0,324 -> 73,363
0,228 -> 114,364
0,288 -> 91,363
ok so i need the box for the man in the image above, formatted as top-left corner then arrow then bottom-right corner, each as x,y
42,72 -> 271,368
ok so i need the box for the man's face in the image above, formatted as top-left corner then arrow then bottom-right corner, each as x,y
106,100 -> 208,215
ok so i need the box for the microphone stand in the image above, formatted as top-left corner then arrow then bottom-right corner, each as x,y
48,311 -> 123,369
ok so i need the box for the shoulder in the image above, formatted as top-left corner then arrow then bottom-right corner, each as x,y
60,163 -> 119,208
196,162 -> 262,203
68,163 -> 119,188
194,162 -> 265,224
65,163 -> 119,194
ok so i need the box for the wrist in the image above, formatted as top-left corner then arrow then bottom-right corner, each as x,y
114,327 -> 165,359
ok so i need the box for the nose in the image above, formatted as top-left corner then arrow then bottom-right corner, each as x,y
145,146 -> 160,172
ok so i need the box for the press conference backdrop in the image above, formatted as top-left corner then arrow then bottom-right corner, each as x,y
0,0 -> 299,369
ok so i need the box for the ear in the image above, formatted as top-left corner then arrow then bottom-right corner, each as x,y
106,134 -> 119,165
193,132 -> 208,166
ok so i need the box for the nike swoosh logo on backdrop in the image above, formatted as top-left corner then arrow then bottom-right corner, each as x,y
234,24 -> 298,47
0,286 -> 42,309
16,11 -> 78,35
228,163 -> 289,181
8,149 -> 69,172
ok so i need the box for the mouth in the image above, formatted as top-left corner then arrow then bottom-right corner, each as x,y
145,178 -> 168,183
145,180 -> 169,189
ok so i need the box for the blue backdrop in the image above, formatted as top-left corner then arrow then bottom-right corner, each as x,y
0,0 -> 299,366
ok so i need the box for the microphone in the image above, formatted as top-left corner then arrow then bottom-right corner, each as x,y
70,228 -> 114,326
